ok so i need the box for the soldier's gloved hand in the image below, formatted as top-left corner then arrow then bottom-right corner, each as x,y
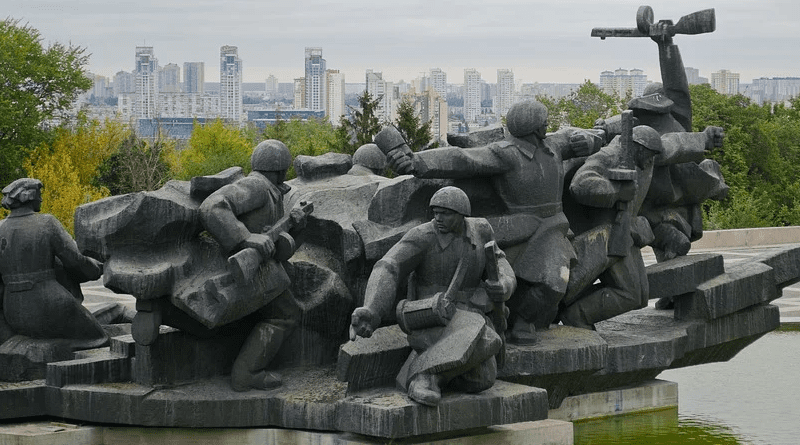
290,207 -> 307,229
617,180 -> 637,202
703,126 -> 725,150
651,22 -> 673,45
482,279 -> 508,302
242,233 -> 275,259
350,307 -> 380,340
388,148 -> 415,175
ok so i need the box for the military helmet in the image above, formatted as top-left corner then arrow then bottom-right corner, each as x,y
429,186 -> 471,216
632,125 -> 663,153
251,139 -> 291,172
352,143 -> 386,170
627,82 -> 674,113
506,100 -> 548,138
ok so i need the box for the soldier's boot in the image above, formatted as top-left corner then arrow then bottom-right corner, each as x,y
408,373 -> 443,406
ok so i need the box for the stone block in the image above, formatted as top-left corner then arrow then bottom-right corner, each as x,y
646,253 -> 724,300
337,325 -> 411,392
679,304 -> 780,359
0,381 -> 47,420
110,334 -> 136,358
46,352 -> 131,387
549,379 -> 678,422
0,421 -> 101,445
0,336 -> 73,382
753,245 -> 800,288
674,262 -> 776,320
294,152 -> 352,180
500,325 -> 606,378
336,381 -> 548,439
447,125 -> 505,148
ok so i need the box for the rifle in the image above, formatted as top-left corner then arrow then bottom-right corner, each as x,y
607,111 -> 636,258
228,201 -> 314,284
591,6 -> 715,40
484,240 -> 507,368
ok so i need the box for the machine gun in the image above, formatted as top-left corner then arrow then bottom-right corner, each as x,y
591,6 -> 715,40
607,111 -> 636,258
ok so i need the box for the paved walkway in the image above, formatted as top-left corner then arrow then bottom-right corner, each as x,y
81,242 -> 800,325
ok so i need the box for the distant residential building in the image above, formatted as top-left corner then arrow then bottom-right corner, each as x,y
157,92 -> 220,118
326,70 -> 346,126
219,45 -> 243,122
159,63 -> 181,93
684,67 -> 708,85
90,74 -> 111,99
747,77 -> 800,104
496,69 -> 514,118
248,110 -> 326,129
133,46 -> 158,119
599,68 -> 647,98
184,62 -> 205,94
519,82 -> 580,100
293,78 -> 305,110
402,87 -> 448,146
711,70 -> 740,96
304,47 -> 326,111
265,74 -> 279,100
114,71 -> 135,95
429,68 -> 447,99
366,69 -> 394,124
464,68 -> 481,122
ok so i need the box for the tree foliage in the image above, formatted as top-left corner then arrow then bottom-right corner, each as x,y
22,118 -> 117,234
544,80 -> 624,131
262,117 -> 342,178
339,91 -> 382,155
394,97 -> 436,151
0,19 -> 92,186
170,119 -> 253,180
689,85 -> 800,228
95,132 -> 174,195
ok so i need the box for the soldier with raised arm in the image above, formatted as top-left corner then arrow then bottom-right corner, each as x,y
375,101 -> 603,343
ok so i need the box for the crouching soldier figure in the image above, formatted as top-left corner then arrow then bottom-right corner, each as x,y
350,186 -> 516,406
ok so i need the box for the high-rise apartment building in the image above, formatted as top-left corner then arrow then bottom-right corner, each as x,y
711,69 -> 740,96
159,63 -> 181,93
134,46 -> 158,119
183,62 -> 205,94
366,69 -> 394,124
402,87 -> 448,146
114,71 -> 135,95
496,69 -> 515,118
293,78 -> 305,110
599,69 -> 648,98
219,45 -> 243,122
304,47 -> 326,111
265,74 -> 279,100
464,68 -> 481,123
429,68 -> 447,99
684,67 -> 708,85
326,70 -> 346,126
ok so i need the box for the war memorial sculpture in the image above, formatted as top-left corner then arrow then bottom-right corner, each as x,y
1,5 -> 797,443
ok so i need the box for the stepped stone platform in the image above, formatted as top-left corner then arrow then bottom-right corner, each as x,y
1,246 -> 795,440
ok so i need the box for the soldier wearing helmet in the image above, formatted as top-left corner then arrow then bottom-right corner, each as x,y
350,186 -> 516,406
561,125 -> 665,329
376,100 -> 605,344
199,139 -> 307,392
348,143 -> 386,176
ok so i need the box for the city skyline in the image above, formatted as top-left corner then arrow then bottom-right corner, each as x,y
7,1 -> 799,86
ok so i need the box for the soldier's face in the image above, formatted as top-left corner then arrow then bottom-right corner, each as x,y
432,207 -> 464,234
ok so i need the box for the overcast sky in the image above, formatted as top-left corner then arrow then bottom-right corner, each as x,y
7,0 -> 797,86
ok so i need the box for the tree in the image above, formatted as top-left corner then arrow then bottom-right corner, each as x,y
339,91 -> 382,155
0,19 -> 91,186
556,80 -> 623,130
263,117 -> 341,178
394,97 -> 436,151
171,119 -> 253,180
95,132 -> 174,195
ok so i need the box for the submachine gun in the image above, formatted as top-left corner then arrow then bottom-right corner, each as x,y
591,5 -> 715,40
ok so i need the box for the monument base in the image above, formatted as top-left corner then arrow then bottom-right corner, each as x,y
0,419 -> 574,445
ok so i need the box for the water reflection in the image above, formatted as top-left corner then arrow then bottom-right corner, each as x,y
574,409 -> 746,444
573,326 -> 799,445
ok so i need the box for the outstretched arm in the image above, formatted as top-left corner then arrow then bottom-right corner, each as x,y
654,29 -> 692,132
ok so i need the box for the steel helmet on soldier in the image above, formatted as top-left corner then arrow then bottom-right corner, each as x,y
506,100 -> 548,138
251,140 -> 291,172
632,125 -> 663,153
352,143 -> 386,170
429,186 -> 471,216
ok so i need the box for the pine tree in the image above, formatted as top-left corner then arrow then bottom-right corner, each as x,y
394,97 -> 435,151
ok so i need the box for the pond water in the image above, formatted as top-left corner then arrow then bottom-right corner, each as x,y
573,326 -> 800,445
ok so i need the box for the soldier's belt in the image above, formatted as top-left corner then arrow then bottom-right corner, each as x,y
4,269 -> 56,292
